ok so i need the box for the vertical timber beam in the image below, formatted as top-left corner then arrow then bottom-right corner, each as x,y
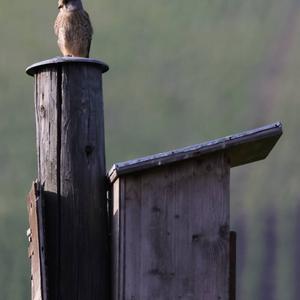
26,57 -> 110,300
27,181 -> 46,300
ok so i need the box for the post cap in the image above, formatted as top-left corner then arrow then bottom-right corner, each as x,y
26,57 -> 109,76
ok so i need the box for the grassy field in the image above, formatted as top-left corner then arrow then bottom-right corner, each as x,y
0,0 -> 299,299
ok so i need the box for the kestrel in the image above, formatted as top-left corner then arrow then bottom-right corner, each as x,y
54,0 -> 93,58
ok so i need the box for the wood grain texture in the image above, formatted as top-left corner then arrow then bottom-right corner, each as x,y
34,62 -> 109,299
27,182 -> 43,300
111,179 -> 120,300
112,153 -> 230,300
36,69 -> 60,300
109,122 -> 282,183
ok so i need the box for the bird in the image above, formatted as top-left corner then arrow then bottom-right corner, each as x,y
54,0 -> 93,58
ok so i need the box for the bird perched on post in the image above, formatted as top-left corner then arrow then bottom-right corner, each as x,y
54,0 -> 93,58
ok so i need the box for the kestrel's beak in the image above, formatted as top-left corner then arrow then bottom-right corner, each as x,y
58,0 -> 63,9
58,4 -> 63,9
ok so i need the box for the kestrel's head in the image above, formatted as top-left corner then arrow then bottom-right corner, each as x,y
58,0 -> 83,10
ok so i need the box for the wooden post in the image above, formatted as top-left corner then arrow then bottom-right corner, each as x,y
109,123 -> 282,300
26,57 -> 110,300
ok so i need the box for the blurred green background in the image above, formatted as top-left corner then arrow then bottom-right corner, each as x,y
0,0 -> 299,299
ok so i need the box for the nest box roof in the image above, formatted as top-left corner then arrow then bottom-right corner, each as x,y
108,122 -> 283,183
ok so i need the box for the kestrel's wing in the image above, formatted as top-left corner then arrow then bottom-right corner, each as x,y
82,10 -> 93,57
83,10 -> 93,36
54,13 -> 62,36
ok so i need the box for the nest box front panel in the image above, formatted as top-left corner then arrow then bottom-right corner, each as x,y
112,153 -> 230,300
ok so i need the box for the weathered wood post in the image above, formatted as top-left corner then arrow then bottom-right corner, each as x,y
26,57 -> 110,299
109,123 -> 282,300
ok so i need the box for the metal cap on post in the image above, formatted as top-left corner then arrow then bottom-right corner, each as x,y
26,57 -> 110,300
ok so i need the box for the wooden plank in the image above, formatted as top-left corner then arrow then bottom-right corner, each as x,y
27,181 -> 47,300
108,122 -> 282,183
36,182 -> 48,300
119,180 -> 126,300
111,178 -> 127,300
124,175 -> 142,300
36,69 -> 60,300
111,179 -> 120,300
115,153 -> 230,299
27,182 -> 42,300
